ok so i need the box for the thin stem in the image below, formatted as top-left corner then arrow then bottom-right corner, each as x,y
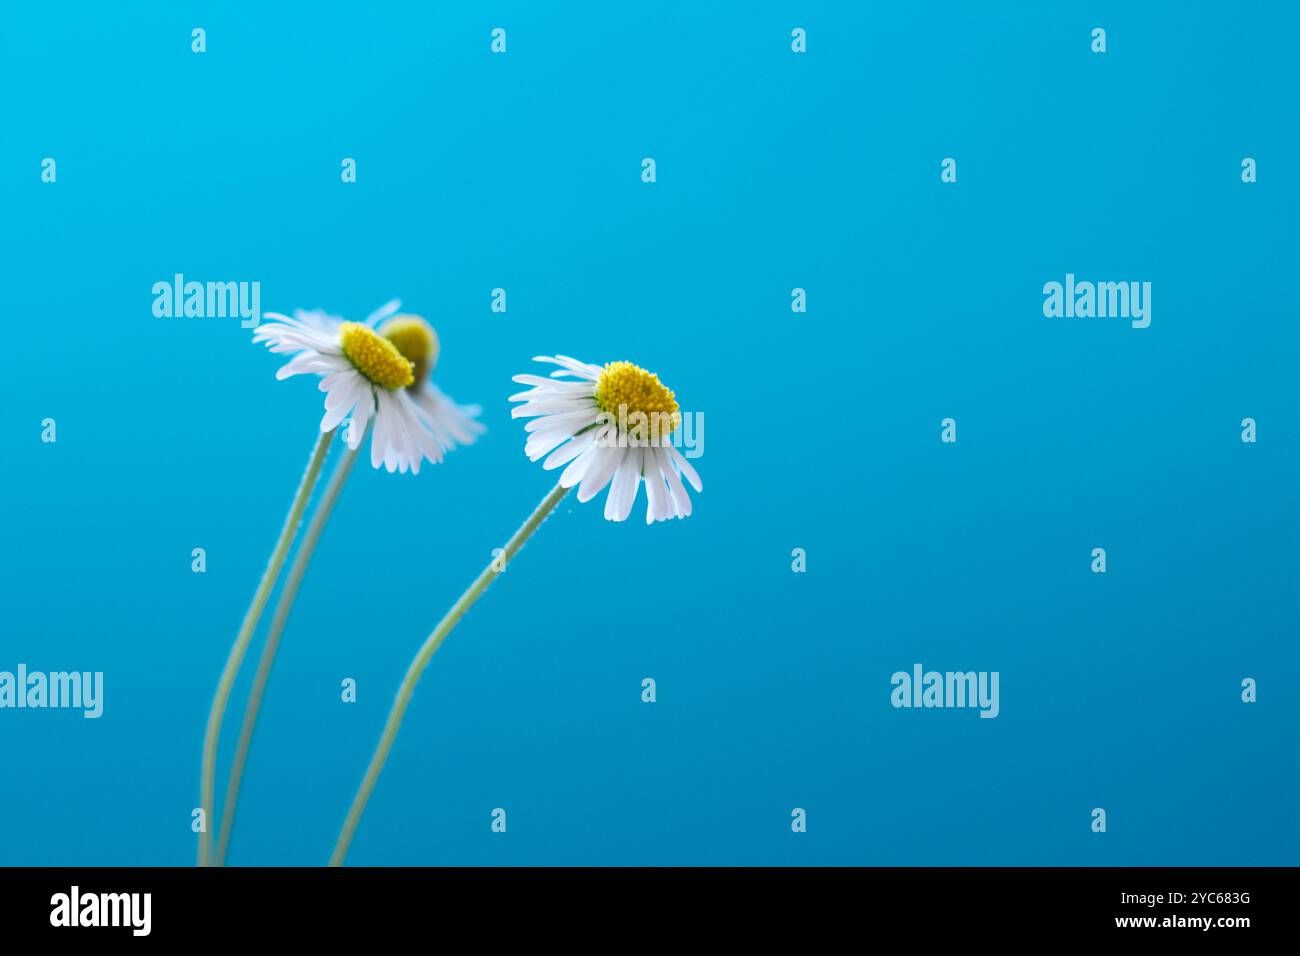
329,480 -> 572,866
198,426 -> 335,867
215,440 -> 363,866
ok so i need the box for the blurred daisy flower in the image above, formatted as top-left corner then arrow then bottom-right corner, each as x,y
508,355 -> 701,522
377,313 -> 485,455
254,299 -> 480,474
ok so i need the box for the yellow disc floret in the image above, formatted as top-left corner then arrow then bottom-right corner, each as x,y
594,361 -> 681,441
379,314 -> 440,386
339,322 -> 414,390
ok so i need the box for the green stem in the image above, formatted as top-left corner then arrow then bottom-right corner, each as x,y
329,480 -> 571,866
198,426 -> 335,867
214,439 -> 362,866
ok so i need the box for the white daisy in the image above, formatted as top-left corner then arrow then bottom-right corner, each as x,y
254,301 -> 480,474
377,314 -> 486,455
509,355 -> 702,523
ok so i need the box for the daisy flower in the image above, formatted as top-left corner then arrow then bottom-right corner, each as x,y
330,354 -> 702,865
209,302 -> 483,866
377,313 -> 485,455
507,355 -> 701,523
330,356 -> 707,863
253,300 -> 478,474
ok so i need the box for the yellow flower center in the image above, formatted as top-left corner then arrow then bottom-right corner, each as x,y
339,322 -> 414,390
380,314 -> 440,386
594,361 -> 680,440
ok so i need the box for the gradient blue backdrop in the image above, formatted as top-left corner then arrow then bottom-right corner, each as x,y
1,2 -> 1296,865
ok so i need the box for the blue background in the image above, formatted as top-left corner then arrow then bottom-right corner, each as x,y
0,2 -> 1295,865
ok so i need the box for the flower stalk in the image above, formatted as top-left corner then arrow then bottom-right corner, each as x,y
198,426 -> 335,867
329,481 -> 571,866
215,432 -> 365,866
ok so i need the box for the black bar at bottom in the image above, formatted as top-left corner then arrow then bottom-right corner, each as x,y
0,867 -> 1286,940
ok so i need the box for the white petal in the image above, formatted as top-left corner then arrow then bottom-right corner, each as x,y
542,429 -> 597,470
399,391 -> 445,468
275,353 -> 331,380
669,445 -> 703,492
370,391 -> 391,469
349,391 -> 374,448
550,354 -> 604,380
522,409 -> 599,435
509,375 -> 594,392
558,445 -> 597,488
643,450 -> 669,523
511,398 -> 597,420
414,385 -> 485,451
531,355 -> 603,381
363,298 -> 401,327
525,428 -> 579,462
323,372 -> 362,410
605,447 -> 641,522
578,445 -> 624,503
320,378 -> 361,432
659,447 -> 693,518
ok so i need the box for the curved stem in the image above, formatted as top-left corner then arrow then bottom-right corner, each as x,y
198,426 -> 335,867
329,480 -> 571,866
215,440 -> 362,866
